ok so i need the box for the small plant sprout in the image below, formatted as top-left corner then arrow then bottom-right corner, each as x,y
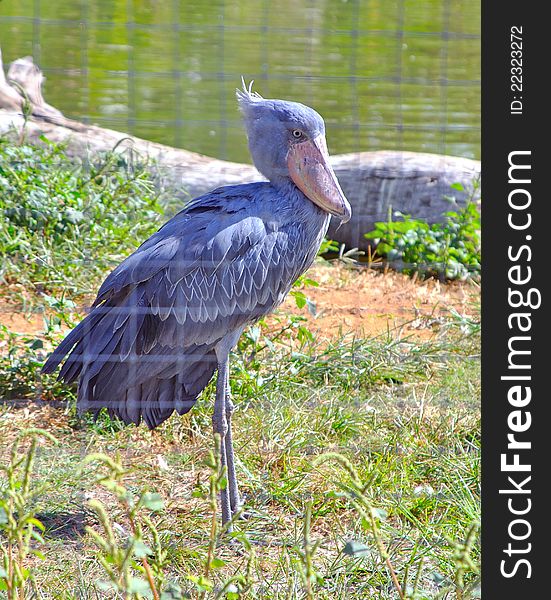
292,500 -> 323,600
0,429 -> 58,600
189,434 -> 253,598
82,452 -> 167,599
312,452 -> 406,599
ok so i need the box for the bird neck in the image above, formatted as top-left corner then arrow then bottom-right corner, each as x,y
268,176 -> 316,208
267,177 -> 330,225
267,173 -> 295,191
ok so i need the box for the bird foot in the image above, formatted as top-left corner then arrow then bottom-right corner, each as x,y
229,503 -> 248,521
230,494 -> 253,520
234,506 -> 252,521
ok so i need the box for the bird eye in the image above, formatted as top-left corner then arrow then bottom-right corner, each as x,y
292,129 -> 303,139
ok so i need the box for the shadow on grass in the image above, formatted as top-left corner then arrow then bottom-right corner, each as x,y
36,505 -> 94,541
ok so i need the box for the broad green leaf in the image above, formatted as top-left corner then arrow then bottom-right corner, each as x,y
210,557 -> 225,569
133,539 -> 153,558
141,492 -> 164,512
188,574 -> 214,592
161,582 -> 186,600
128,576 -> 154,595
27,517 -> 46,531
372,507 -> 388,521
292,291 -> 307,309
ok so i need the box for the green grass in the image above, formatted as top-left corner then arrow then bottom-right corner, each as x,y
1,314 -> 480,599
0,137 -> 172,303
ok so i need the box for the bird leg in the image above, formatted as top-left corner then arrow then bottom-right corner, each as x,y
213,328 -> 245,531
224,386 -> 241,514
213,358 -> 232,530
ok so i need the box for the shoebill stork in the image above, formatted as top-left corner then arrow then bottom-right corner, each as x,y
42,82 -> 351,528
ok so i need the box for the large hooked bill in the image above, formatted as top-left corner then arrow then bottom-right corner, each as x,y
287,134 -> 352,223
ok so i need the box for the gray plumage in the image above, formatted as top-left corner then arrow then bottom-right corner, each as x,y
43,82 -> 351,528
43,182 -> 329,428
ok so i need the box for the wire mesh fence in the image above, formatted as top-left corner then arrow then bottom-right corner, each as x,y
0,0 -> 480,162
0,6 -> 481,596
0,0 -> 481,408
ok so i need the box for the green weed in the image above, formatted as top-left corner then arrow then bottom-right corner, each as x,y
0,429 -> 58,599
0,137 -> 166,301
365,187 -> 481,281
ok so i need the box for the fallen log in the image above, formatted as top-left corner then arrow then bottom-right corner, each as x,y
328,150 -> 480,250
0,51 -> 480,250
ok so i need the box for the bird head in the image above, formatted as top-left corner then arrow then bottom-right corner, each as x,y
237,80 -> 351,223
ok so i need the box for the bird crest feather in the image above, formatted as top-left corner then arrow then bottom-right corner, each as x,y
236,77 -> 264,112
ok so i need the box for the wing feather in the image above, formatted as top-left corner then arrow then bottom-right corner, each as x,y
44,182 -> 330,428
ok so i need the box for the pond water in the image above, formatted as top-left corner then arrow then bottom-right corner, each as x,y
1,0 -> 480,163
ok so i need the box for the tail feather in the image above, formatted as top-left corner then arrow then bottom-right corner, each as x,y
43,303 -> 219,429
43,303 -> 124,381
42,311 -> 100,375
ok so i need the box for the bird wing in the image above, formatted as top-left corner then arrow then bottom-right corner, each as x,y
91,185 -> 305,347
42,185 -> 312,428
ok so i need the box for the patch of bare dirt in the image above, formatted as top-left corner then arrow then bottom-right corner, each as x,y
279,262 -> 479,339
0,263 -> 479,341
0,305 -> 46,335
